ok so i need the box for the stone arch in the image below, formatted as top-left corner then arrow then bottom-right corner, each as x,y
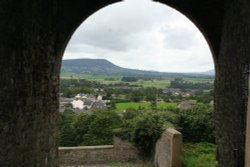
1,1 -> 249,167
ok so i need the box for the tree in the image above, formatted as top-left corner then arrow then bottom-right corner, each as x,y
110,100 -> 116,110
144,87 -> 157,102
59,123 -> 76,146
131,111 -> 170,159
121,77 -> 138,82
130,90 -> 144,102
73,113 -> 96,146
150,100 -> 157,110
82,111 -> 122,145
120,110 -> 174,159
177,104 -> 214,143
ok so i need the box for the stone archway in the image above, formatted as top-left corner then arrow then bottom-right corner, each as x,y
0,0 -> 250,167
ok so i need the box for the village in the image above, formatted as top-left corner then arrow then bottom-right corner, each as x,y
59,82 -> 213,113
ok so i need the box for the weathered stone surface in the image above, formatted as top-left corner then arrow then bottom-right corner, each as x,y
0,0 -> 249,167
154,129 -> 182,167
246,76 -> 250,167
214,0 -> 250,166
59,137 -> 139,165
0,1 -> 61,167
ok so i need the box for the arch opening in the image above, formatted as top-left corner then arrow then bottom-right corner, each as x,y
59,0 -> 216,166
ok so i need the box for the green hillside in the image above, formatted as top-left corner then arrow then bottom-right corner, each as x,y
61,59 -> 213,78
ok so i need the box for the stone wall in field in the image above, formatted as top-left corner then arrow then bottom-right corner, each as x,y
154,129 -> 182,167
59,137 -> 139,165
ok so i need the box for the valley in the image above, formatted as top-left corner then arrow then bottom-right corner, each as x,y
59,58 -> 215,167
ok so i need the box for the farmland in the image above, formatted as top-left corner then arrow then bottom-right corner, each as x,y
61,73 -> 213,89
115,102 -> 177,112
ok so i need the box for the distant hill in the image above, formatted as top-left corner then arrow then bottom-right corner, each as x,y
199,69 -> 215,76
61,59 -> 214,77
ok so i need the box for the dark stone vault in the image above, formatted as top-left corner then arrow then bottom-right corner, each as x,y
0,0 -> 250,167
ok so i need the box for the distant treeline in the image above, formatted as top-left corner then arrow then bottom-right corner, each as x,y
121,77 -> 138,82
170,78 -> 214,90
121,76 -> 163,82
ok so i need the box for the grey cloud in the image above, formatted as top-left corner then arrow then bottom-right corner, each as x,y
64,0 -> 213,72
68,0 -> 178,51
161,25 -> 198,50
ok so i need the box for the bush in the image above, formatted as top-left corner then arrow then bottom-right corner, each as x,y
73,113 -> 96,146
59,110 -> 122,146
60,123 -> 76,146
82,110 -> 122,145
121,110 -> 175,159
177,104 -> 214,143
121,77 -> 138,82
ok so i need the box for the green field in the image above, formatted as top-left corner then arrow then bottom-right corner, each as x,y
136,79 -> 171,88
61,73 -> 214,89
61,73 -> 171,88
115,102 -> 177,112
183,77 -> 214,83
61,73 -> 122,84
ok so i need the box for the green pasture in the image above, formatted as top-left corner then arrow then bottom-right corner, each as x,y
183,77 -> 214,83
115,102 -> 177,112
60,73 -> 214,89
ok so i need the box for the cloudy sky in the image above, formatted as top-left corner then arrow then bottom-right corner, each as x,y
64,0 -> 214,73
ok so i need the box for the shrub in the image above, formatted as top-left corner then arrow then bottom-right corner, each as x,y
177,104 -> 214,143
121,110 -> 175,159
73,113 -> 96,146
59,123 -> 76,146
82,110 -> 122,145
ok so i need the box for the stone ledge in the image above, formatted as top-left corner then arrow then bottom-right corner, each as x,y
59,145 -> 114,150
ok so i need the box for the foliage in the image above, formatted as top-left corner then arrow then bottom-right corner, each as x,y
59,123 -> 77,146
150,101 -> 157,110
73,113 -> 96,146
144,87 -> 157,102
121,77 -> 138,82
120,110 -> 175,159
115,102 -> 176,112
58,111 -> 77,146
82,110 -> 122,145
59,110 -> 122,146
132,112 -> 169,158
110,100 -> 116,110
58,102 -> 215,161
182,143 -> 216,167
193,90 -> 214,104
129,90 -> 144,102
122,108 -> 142,120
177,104 -> 215,143
170,78 -> 214,90
60,79 -> 101,97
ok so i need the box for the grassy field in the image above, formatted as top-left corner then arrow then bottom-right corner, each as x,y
136,79 -> 171,88
183,77 -> 214,83
61,73 -> 122,84
61,73 -> 214,89
182,143 -> 216,167
61,73 -> 171,88
115,102 -> 177,112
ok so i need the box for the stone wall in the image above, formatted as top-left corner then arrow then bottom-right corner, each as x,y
154,129 -> 182,167
245,76 -> 250,167
59,137 -> 139,165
